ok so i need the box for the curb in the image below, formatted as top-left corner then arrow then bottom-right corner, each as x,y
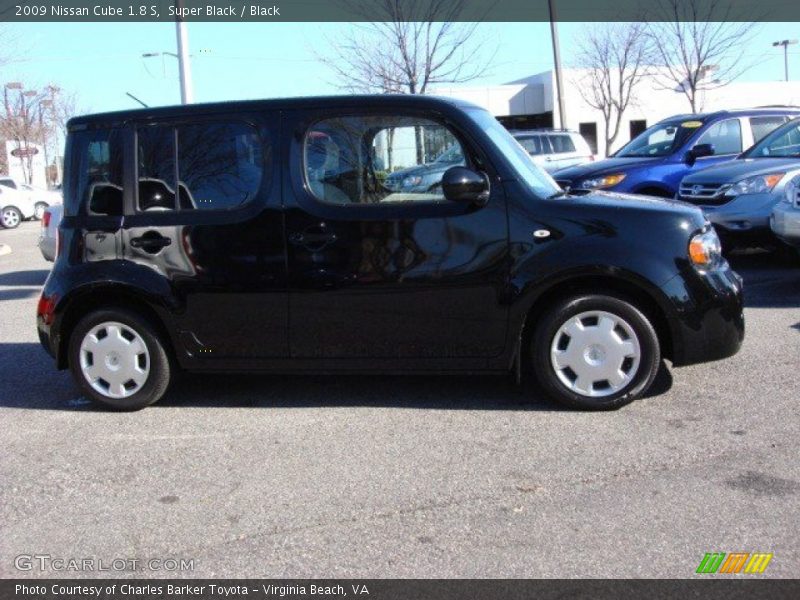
0,243 -> 11,257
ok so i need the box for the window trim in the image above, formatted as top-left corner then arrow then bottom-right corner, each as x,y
131,118 -> 266,215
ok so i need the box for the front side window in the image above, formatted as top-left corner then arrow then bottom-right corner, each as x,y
516,135 -> 542,155
69,128 -> 123,216
615,119 -> 704,157
744,119 -> 800,158
304,115 -> 466,206
137,121 -> 262,212
697,119 -> 742,155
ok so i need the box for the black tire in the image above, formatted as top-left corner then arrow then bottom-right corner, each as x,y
1,206 -> 22,229
68,308 -> 172,411
530,294 -> 661,410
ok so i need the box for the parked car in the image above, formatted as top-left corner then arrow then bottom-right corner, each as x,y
677,117 -> 800,249
38,203 -> 63,262
770,174 -> 800,253
384,144 -> 465,193
511,130 -> 594,173
37,95 -> 743,411
0,176 -> 61,220
0,185 -> 36,229
553,108 -> 800,197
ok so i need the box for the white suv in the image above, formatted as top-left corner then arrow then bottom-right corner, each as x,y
512,130 -> 594,173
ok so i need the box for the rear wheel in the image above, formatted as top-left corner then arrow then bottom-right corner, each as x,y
68,309 -> 171,410
531,294 -> 661,410
1,206 -> 22,229
34,202 -> 48,220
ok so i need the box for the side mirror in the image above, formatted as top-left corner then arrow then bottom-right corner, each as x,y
441,166 -> 489,206
685,143 -> 715,165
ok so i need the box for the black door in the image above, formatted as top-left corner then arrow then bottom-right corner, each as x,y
282,108 -> 510,363
121,115 -> 288,361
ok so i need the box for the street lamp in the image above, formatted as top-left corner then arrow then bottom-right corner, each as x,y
142,48 -> 193,104
773,39 -> 798,82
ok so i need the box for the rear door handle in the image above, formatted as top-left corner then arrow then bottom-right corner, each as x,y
289,224 -> 338,251
130,232 -> 172,253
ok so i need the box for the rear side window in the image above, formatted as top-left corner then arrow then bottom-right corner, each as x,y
69,128 -> 124,216
547,134 -> 576,153
750,116 -> 788,143
697,119 -> 742,155
137,121 -> 263,212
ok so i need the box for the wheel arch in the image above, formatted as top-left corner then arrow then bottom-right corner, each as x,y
55,284 -> 176,369
515,273 -> 676,369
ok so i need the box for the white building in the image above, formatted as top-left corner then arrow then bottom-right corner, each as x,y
434,69 -> 800,156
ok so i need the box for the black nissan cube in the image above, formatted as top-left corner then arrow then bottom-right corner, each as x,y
37,95 -> 744,411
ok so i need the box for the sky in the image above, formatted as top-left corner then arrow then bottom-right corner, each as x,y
2,21 -> 800,114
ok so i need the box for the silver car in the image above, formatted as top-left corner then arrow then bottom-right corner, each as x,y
771,174 -> 800,253
38,203 -> 62,262
512,130 -> 594,173
677,117 -> 800,249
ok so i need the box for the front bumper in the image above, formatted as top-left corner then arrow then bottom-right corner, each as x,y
660,263 -> 744,367
770,203 -> 800,248
693,192 -> 779,242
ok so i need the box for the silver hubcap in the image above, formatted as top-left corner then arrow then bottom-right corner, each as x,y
79,322 -> 150,399
550,310 -> 641,398
2,209 -> 20,228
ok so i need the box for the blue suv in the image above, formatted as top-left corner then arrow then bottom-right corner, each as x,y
553,109 -> 800,197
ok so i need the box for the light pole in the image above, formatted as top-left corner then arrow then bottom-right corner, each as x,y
142,46 -> 193,104
773,39 -> 798,82
175,10 -> 194,104
548,0 -> 567,130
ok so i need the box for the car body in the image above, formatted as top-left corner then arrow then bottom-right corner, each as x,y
38,203 -> 63,262
0,176 -> 62,220
0,185 -> 36,229
770,172 -> 800,251
677,118 -> 800,248
37,95 -> 743,411
511,130 -> 594,173
553,109 -> 800,197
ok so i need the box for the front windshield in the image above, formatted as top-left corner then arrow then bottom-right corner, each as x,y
743,118 -> 800,158
616,119 -> 705,158
467,109 -> 560,198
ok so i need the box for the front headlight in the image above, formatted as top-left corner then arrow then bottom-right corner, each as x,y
580,173 -> 626,189
726,173 -> 784,197
783,174 -> 800,204
689,228 -> 723,269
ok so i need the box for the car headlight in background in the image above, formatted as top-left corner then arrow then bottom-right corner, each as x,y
689,228 -> 723,269
580,173 -> 626,189
783,174 -> 800,205
726,173 -> 784,197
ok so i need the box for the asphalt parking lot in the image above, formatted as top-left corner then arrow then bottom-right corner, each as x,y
0,221 -> 798,579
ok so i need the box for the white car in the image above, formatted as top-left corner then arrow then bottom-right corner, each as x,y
38,203 -> 63,261
511,130 -> 595,173
0,185 -> 37,229
0,176 -> 62,222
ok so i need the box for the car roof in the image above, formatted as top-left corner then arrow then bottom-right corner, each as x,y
67,95 -> 486,129
659,107 -> 800,124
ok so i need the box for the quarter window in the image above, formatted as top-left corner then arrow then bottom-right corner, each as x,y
70,128 -> 123,216
304,115 -> 466,206
136,121 -> 262,212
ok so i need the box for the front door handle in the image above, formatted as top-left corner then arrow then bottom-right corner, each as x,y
289,223 -> 338,251
130,232 -> 172,253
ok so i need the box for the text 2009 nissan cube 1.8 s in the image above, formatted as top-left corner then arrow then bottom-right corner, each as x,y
37,96 -> 744,411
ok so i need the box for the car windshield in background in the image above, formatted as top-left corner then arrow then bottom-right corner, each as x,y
467,109 -> 560,199
742,118 -> 800,158
615,119 -> 705,158
434,145 -> 464,165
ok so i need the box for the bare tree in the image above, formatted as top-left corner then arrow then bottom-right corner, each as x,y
647,0 -> 760,113
320,0 -> 494,95
574,23 -> 652,156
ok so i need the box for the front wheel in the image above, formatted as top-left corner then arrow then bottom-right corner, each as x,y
68,309 -> 172,410
1,206 -> 22,229
34,202 -> 48,220
531,294 -> 661,410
